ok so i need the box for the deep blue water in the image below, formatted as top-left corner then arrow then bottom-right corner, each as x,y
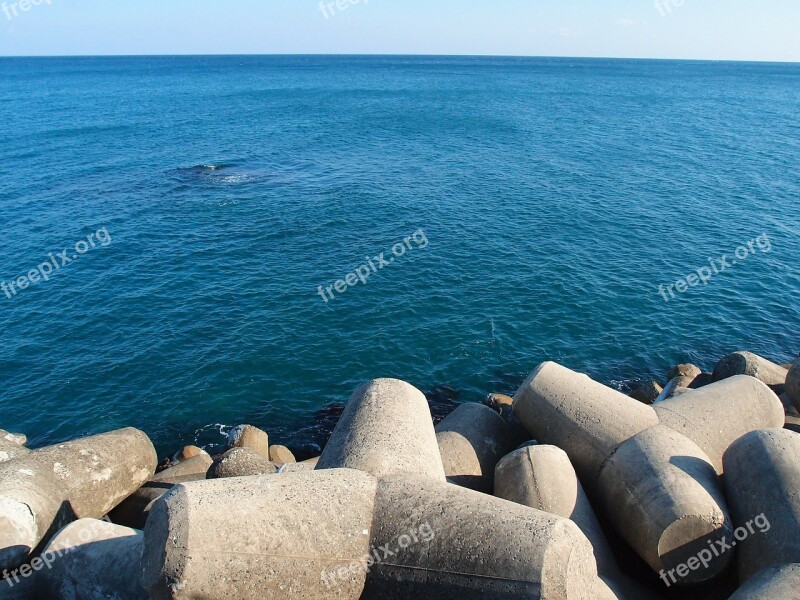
0,56 -> 798,458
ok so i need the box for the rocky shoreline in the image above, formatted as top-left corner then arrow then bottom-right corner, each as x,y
1,350 -> 799,599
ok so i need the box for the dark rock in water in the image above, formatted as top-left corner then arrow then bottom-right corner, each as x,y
690,372 -> 715,388
630,381 -> 663,405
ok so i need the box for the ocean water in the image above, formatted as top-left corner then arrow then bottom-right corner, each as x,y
0,55 -> 798,458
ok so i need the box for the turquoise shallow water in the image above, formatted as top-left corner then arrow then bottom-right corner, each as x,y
0,56 -> 798,457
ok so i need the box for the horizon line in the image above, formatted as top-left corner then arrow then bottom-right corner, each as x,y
0,52 -> 798,65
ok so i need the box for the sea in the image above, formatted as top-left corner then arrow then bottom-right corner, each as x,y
0,55 -> 798,458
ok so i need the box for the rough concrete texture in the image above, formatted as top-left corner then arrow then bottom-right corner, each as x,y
787,362 -> 800,412
0,440 -> 30,464
0,460 -> 66,571
512,362 -> 659,490
713,351 -> 789,393
109,454 -> 213,529
727,564 -> 800,600
362,473 -> 597,599
654,376 -> 784,473
40,518 -> 147,600
29,428 -> 157,518
278,456 -> 319,474
630,381 -> 663,404
269,445 -> 296,465
667,364 -> 702,382
154,454 -> 213,481
226,424 -> 270,459
653,376 -> 694,403
317,379 -> 446,482
597,425 -> 733,584
1,428 -> 155,572
207,447 -> 276,478
722,429 -> 800,582
435,403 -> 516,492
1,430 -> 27,447
176,445 -> 205,461
142,469 -> 378,600
494,445 -> 619,579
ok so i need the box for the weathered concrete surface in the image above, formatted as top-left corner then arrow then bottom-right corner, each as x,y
279,456 -> 319,474
226,424 -> 270,459
109,454 -> 213,529
269,445 -> 296,465
40,518 -> 147,600
435,403 -> 515,492
0,440 -> 29,464
494,445 -> 619,579
654,376 -> 784,473
0,430 -> 27,447
207,447 -> 276,478
142,469 -> 378,600
317,379 -> 446,481
362,473 -> 598,599
667,364 -> 702,382
713,351 -> 789,393
512,362 -> 659,490
723,429 -> 800,582
175,446 -> 206,461
653,376 -> 694,403
0,428 -> 155,571
727,564 -> 800,600
28,428 -> 157,518
0,461 -> 66,572
597,425 -> 732,584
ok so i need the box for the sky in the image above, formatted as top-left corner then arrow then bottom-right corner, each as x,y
0,0 -> 798,62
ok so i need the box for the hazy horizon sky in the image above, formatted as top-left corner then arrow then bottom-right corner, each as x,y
0,0 -> 798,62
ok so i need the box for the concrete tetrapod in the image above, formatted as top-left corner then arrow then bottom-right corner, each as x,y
494,445 -> 619,578
0,428 -> 156,571
512,362 -> 659,490
317,378 -> 446,481
654,376 -> 784,473
435,402 -> 516,492
727,564 -> 800,600
0,460 -> 66,573
722,429 -> 800,582
141,468 -> 379,600
109,453 -> 213,529
40,518 -> 148,600
361,474 -> 598,600
713,351 -> 789,393
0,440 -> 29,465
597,425 -> 733,586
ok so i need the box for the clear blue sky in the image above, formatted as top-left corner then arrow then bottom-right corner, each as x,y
0,0 -> 798,61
